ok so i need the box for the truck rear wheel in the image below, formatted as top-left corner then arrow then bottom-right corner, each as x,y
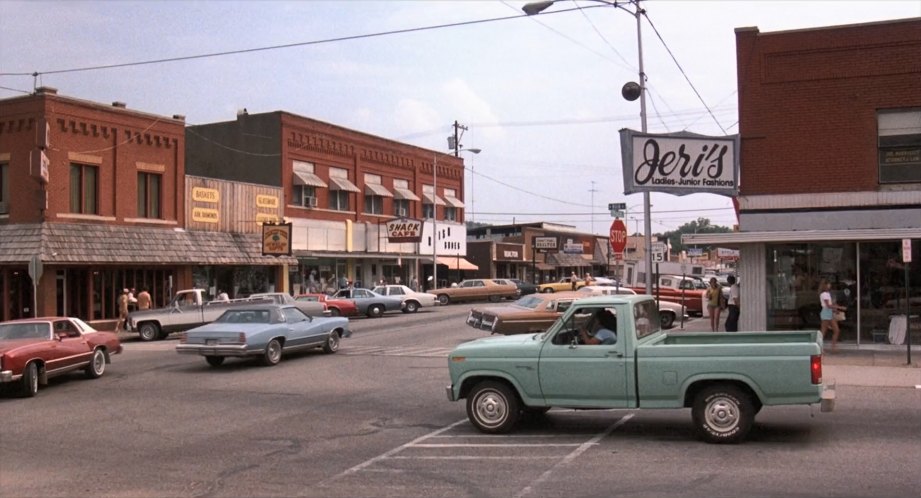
466,381 -> 520,434
692,384 -> 754,444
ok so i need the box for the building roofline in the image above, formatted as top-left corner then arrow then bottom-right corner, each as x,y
735,16 -> 920,37
0,87 -> 186,124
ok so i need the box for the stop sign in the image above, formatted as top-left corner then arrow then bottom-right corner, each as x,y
609,218 -> 627,254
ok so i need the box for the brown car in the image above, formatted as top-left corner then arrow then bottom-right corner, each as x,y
466,291 -> 585,335
428,279 -> 519,305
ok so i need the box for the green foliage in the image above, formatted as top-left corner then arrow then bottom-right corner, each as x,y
659,218 -> 733,253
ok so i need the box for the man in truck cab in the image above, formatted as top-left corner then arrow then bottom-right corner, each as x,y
578,308 -> 618,345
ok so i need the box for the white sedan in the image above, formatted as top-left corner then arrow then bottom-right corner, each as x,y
371,284 -> 438,313
578,285 -> 688,329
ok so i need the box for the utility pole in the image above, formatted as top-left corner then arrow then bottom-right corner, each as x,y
589,180 -> 598,234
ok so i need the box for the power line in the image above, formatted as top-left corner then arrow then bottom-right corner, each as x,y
0,6 -> 593,79
642,11 -> 728,134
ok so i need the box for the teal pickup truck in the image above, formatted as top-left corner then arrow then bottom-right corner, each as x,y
446,295 -> 835,444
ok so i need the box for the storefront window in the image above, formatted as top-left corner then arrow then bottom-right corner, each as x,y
766,241 -> 920,343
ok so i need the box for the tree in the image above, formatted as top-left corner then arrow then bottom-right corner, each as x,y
662,218 -> 732,253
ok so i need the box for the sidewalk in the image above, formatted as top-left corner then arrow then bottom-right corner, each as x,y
673,316 -> 920,389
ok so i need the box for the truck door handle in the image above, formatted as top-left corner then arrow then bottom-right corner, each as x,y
607,350 -> 623,357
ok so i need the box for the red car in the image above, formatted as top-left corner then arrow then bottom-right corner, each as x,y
296,293 -> 358,317
0,317 -> 122,397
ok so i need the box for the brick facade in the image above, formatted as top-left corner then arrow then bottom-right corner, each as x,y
735,18 -> 921,196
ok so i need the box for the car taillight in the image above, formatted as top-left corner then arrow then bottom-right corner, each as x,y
179,333 -> 187,344
811,354 -> 822,385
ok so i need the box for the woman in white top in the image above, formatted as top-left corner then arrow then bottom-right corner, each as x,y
819,279 -> 846,353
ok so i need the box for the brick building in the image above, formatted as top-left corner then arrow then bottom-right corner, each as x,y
186,111 -> 473,292
684,18 -> 921,343
0,89 -> 292,323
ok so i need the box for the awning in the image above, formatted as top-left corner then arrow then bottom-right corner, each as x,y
682,228 -> 921,247
393,187 -> 421,201
422,193 -> 446,206
443,196 -> 465,208
546,252 -> 592,267
328,176 -> 361,193
364,183 -> 393,197
436,256 -> 478,271
535,263 -> 554,271
292,171 -> 328,188
0,223 -> 297,265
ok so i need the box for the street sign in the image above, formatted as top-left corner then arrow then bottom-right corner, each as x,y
609,219 -> 627,254
903,239 -> 912,263
651,242 -> 667,263
607,202 -> 627,211
28,254 -> 43,283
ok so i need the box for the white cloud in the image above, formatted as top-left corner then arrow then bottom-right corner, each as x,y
441,78 -> 505,142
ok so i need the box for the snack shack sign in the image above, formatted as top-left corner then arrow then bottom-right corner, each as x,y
619,129 -> 740,196
386,218 -> 423,243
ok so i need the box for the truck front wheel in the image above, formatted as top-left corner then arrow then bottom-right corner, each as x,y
692,384 -> 754,444
466,381 -> 520,434
138,323 -> 160,342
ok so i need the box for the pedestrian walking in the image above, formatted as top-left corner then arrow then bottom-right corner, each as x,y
115,288 -> 130,332
819,278 -> 845,352
725,275 -> 740,332
706,277 -> 723,332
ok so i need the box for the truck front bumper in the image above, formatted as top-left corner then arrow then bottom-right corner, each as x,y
445,385 -> 457,402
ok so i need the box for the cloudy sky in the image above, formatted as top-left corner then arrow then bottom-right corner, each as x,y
2,0 -> 918,235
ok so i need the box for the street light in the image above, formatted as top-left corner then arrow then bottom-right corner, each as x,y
523,0 -> 654,295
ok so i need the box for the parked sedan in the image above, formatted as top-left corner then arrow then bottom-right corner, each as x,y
295,293 -> 359,317
506,278 -> 539,297
538,277 -> 586,293
428,279 -> 519,305
0,317 -> 122,397
467,292 -> 583,335
176,304 -> 349,367
248,292 -> 327,316
331,288 -> 404,318
371,284 -> 438,313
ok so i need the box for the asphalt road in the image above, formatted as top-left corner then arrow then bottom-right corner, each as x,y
1,305 -> 919,497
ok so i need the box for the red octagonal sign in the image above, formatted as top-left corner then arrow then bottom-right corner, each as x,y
610,218 -> 627,254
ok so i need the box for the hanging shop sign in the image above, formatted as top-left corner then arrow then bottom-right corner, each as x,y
262,222 -> 293,257
386,218 -> 423,243
619,129 -> 740,196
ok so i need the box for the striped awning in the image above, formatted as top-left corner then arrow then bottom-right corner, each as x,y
393,187 -> 421,201
422,193 -> 446,206
292,171 -> 327,188
364,183 -> 393,197
328,176 -> 360,193
443,195 -> 465,208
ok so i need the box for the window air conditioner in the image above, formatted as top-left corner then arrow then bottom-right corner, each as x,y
396,207 -> 407,217
305,196 -> 318,208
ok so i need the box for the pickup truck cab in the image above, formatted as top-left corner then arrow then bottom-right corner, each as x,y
446,295 -> 834,444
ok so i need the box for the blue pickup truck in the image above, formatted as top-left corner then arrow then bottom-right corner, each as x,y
446,295 -> 835,443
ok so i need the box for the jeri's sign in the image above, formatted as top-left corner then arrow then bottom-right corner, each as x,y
620,129 -> 739,196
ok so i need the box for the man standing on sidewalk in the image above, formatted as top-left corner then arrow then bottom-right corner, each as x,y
725,275 -> 740,332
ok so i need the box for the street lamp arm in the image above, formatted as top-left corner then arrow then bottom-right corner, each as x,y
522,0 -> 639,17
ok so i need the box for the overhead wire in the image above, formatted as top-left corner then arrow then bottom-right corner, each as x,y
0,6 -> 599,79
